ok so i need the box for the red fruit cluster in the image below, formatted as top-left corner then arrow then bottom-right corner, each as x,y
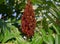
21,0 -> 36,37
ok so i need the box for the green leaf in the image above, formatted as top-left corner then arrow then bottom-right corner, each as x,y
31,32 -> 43,44
55,34 -> 60,44
52,25 -> 60,34
40,29 -> 46,36
48,35 -> 54,44
2,28 -> 15,42
0,0 -> 4,4
31,0 -> 42,4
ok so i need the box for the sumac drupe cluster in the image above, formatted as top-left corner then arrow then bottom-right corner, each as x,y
21,0 -> 36,38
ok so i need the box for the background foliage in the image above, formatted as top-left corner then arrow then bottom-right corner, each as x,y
0,0 -> 60,44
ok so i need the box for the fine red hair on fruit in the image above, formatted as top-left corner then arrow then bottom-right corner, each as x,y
21,0 -> 36,38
